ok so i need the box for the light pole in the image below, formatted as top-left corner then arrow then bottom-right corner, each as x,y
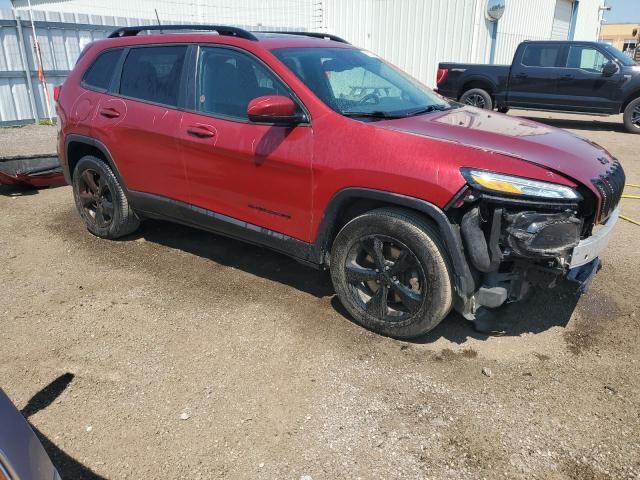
486,0 -> 506,65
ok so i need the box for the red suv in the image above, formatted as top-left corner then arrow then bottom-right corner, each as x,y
56,25 -> 624,338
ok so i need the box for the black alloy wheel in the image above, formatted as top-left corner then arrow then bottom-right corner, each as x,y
77,169 -> 115,229
345,235 -> 426,323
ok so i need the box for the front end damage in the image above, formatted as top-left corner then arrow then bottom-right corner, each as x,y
447,166 -> 623,321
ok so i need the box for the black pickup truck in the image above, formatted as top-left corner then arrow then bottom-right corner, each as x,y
436,40 -> 640,133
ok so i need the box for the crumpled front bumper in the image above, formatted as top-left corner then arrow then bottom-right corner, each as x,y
569,207 -> 619,268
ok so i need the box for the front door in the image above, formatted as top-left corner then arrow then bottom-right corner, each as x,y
553,44 -> 623,113
179,45 -> 314,242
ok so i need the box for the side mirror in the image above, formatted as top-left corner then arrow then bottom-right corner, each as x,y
247,95 -> 305,125
602,61 -> 618,77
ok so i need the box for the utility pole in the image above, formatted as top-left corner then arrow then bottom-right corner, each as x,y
27,0 -> 53,124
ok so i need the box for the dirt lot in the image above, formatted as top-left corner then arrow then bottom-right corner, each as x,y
1,113 -> 639,479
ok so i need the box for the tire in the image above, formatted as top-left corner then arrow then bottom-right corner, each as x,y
497,106 -> 510,114
330,208 -> 453,339
72,155 -> 140,239
460,88 -> 493,110
623,97 -> 640,134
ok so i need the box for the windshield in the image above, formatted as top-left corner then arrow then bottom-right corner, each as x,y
273,47 -> 451,119
600,43 -> 637,66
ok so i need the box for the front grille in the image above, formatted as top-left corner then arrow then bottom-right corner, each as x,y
592,160 -> 625,222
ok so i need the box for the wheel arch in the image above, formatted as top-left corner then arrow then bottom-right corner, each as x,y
65,135 -> 128,191
458,76 -> 496,99
314,188 -> 475,299
621,90 -> 640,114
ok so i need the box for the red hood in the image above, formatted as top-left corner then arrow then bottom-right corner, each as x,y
376,106 -> 615,194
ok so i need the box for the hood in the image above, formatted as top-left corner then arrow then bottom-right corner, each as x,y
376,106 -> 615,192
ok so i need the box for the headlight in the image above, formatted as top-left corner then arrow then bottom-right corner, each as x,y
461,168 -> 580,200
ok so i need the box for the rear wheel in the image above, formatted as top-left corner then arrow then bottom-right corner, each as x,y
330,208 -> 453,339
72,155 -> 140,239
460,88 -> 493,110
623,97 -> 640,134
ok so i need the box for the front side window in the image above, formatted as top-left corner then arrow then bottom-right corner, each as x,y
521,45 -> 562,67
196,46 -> 296,120
119,46 -> 187,107
273,47 -> 450,119
83,49 -> 123,90
566,46 -> 609,73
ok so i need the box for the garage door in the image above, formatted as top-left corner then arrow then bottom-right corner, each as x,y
551,0 -> 573,40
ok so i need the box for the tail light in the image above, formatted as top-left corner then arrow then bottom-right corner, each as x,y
436,68 -> 449,85
53,85 -> 61,102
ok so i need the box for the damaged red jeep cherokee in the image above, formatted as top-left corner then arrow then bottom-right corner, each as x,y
56,26 -> 624,338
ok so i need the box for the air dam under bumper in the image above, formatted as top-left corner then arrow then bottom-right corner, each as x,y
570,207 -> 619,268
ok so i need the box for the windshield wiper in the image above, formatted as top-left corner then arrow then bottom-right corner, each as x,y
403,104 -> 451,117
342,111 -> 404,119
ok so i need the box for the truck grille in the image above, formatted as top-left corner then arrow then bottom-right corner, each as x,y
592,160 -> 625,223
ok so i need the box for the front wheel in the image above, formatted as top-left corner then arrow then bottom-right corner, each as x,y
330,208 -> 453,339
623,97 -> 640,134
460,88 -> 493,110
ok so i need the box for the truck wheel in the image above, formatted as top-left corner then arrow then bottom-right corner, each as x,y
460,88 -> 493,110
623,97 -> 640,134
330,208 -> 453,339
72,155 -> 140,239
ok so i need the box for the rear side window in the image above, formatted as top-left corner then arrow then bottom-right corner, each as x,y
521,44 -> 562,67
83,49 -> 123,90
119,46 -> 187,107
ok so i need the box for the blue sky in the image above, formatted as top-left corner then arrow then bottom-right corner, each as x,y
604,0 -> 640,23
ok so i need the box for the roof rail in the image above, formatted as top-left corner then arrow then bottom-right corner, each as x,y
258,31 -> 350,44
108,24 -> 258,41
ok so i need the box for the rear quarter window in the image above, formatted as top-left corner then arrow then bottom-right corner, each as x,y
82,49 -> 123,90
119,46 -> 187,107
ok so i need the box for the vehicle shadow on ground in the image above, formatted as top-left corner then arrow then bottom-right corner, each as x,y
0,184 -> 41,196
517,115 -> 626,133
136,219 -> 335,297
21,373 -> 106,480
136,219 -> 580,343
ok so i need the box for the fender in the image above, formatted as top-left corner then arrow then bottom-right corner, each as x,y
314,188 -> 476,299
63,134 -> 128,190
458,74 -> 498,97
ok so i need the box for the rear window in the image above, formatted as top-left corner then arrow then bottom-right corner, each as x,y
119,46 -> 187,107
82,49 -> 123,90
521,44 -> 562,67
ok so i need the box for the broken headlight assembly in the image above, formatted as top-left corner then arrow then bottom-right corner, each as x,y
461,168 -> 581,200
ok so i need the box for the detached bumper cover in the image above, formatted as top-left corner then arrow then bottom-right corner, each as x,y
570,207 -> 619,268
0,155 -> 66,188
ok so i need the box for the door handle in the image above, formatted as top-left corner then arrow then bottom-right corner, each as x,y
515,73 -> 528,79
187,126 -> 216,138
99,107 -> 120,118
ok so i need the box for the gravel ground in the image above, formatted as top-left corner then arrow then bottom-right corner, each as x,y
0,113 -> 639,479
0,123 -> 57,156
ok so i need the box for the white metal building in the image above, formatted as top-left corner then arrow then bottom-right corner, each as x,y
0,0 -> 605,125
9,0 -> 605,86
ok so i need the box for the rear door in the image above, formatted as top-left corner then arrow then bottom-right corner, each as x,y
92,44 -> 190,204
178,45 -> 314,241
553,44 -> 623,113
507,43 -> 566,109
